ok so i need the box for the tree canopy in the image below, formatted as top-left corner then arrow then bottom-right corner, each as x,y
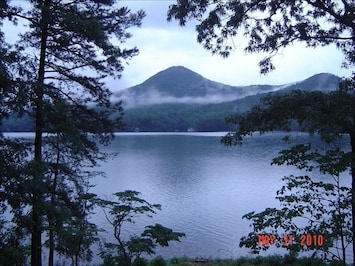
168,0 -> 355,73
221,76 -> 355,263
97,190 -> 185,265
168,0 -> 355,263
221,82 -> 354,146
0,1 -> 145,265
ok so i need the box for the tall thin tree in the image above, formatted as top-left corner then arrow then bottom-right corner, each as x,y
1,0 -> 145,265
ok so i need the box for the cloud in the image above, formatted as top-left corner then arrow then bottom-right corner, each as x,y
3,0 -> 353,94
111,81 -> 291,109
112,88 -> 245,109
111,1 -> 354,91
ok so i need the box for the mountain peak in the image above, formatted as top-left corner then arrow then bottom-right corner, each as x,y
124,66 -> 216,99
284,73 -> 341,92
114,66 -> 340,109
154,65 -> 199,74
143,66 -> 204,89
163,65 -> 195,72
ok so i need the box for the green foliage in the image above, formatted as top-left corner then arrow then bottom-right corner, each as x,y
98,190 -> 185,265
151,255 -> 342,266
149,256 -> 167,266
222,83 -> 354,146
169,257 -> 181,264
133,257 -> 149,266
168,0 -> 355,72
1,0 -> 145,265
39,99 -> 116,265
123,103 -> 233,132
218,77 -> 355,263
239,141 -> 352,263
0,217 -> 28,266
241,174 -> 351,258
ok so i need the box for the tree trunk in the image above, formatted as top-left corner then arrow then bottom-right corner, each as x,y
31,1 -> 50,265
48,135 -> 60,266
350,131 -> 355,266
48,227 -> 54,266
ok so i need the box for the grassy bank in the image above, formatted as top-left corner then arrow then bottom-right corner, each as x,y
125,255 -> 347,266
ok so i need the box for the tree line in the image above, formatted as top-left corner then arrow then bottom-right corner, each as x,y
1,0 -> 355,265
0,1 -> 184,265
168,0 -> 355,264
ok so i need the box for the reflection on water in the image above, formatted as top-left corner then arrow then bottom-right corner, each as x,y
92,132 -> 352,261
4,132 -> 352,262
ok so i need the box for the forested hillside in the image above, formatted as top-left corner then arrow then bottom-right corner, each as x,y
1,68 -> 341,132
122,71 -> 340,132
122,95 -> 262,132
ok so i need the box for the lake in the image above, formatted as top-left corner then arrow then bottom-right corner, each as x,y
91,132 -> 352,262
3,131 -> 351,263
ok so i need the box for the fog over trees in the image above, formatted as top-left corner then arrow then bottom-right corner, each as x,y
0,0 -> 354,265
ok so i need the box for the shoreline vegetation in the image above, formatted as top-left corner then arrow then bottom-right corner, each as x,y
97,255 -> 348,266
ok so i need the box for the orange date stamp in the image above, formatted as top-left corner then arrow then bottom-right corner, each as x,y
258,234 -> 324,247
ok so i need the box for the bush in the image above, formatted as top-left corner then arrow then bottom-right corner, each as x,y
283,253 -> 297,264
235,257 -> 249,266
149,256 -> 166,266
328,260 -> 347,266
170,257 -> 180,264
133,257 -> 148,266
253,256 -> 264,265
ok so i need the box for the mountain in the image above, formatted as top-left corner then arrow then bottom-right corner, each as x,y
113,66 -> 287,108
279,73 -> 341,93
120,68 -> 341,132
1,67 -> 342,132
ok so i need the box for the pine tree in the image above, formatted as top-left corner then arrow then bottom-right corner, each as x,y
1,1 -> 145,265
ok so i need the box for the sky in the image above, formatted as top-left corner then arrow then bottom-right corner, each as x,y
3,0 -> 354,91
107,0 -> 354,91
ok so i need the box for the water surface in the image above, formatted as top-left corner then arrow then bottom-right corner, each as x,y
93,132 -> 350,260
